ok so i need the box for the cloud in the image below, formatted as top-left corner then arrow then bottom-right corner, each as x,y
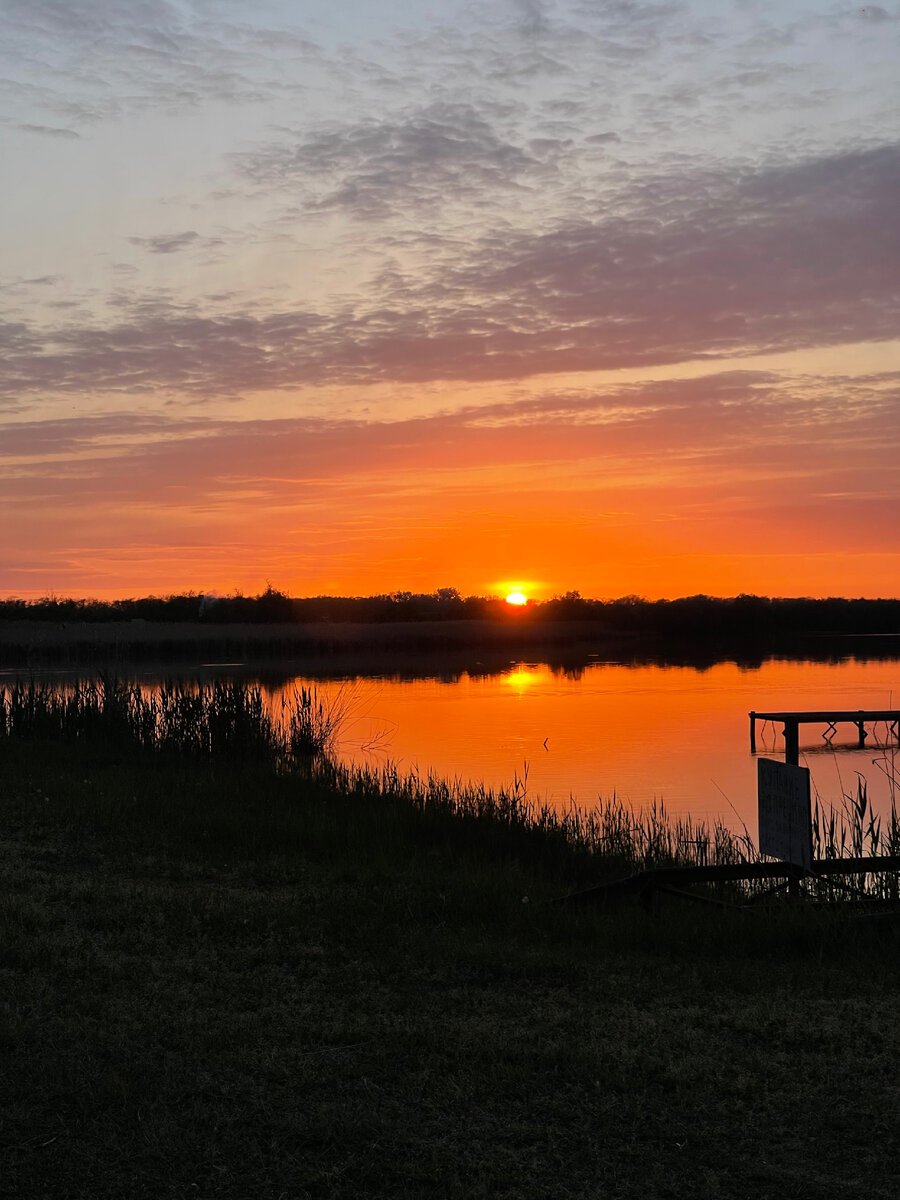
15,122 -> 81,138
236,102 -> 558,220
1,275 -> 61,292
2,141 -> 898,401
127,231 -> 202,254
510,0 -> 553,36
3,365 -> 896,472
2,369 -> 896,568
0,0 -> 324,128
856,6 -> 895,22
1,0 -> 175,38
2,363 -> 897,600
430,142 -> 900,374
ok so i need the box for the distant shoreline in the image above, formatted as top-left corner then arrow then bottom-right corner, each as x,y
0,617 -> 635,670
2,616 -> 899,673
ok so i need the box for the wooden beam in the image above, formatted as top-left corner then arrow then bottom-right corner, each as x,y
750,709 -> 900,723
560,856 -> 900,907
783,720 -> 799,765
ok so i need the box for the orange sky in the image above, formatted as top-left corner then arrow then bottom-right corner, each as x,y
4,346 -> 900,601
2,3 -> 898,601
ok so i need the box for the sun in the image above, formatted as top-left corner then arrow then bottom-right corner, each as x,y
505,590 -> 528,606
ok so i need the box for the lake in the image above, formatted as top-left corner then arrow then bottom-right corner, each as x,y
8,649 -> 900,835
253,652 -> 900,834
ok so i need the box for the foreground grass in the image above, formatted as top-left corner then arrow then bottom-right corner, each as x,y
3,734 -> 900,1198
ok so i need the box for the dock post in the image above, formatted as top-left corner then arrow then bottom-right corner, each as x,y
784,720 -> 799,766
749,711 -> 757,754
856,715 -> 867,748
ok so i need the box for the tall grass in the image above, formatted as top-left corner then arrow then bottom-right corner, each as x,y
810,776 -> 900,901
3,677 -> 900,899
320,759 -> 757,873
282,683 -> 354,760
0,676 -> 344,763
0,678 -> 756,882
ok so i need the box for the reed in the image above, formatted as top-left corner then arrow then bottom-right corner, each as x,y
811,775 -> 900,901
0,676 -> 327,763
3,677 -> 900,899
0,678 -> 754,886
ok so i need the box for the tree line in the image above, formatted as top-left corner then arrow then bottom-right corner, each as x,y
2,587 -> 900,641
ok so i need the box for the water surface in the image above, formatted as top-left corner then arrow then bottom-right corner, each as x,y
265,654 -> 900,833
9,651 -> 899,834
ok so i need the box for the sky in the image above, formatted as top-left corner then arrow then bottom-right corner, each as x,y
2,0 -> 899,601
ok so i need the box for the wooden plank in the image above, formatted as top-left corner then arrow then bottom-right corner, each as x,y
750,709 -> 900,722
560,856 -> 900,906
757,758 -> 811,864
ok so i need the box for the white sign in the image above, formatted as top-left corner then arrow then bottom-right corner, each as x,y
758,757 -> 812,868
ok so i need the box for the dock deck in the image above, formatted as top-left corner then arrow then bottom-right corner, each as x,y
749,709 -> 900,763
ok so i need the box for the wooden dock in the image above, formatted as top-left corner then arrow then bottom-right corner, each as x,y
749,709 -> 900,764
560,710 -> 900,911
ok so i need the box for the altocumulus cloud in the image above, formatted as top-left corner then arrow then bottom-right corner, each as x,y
235,102 -> 561,221
0,0 -> 324,126
2,141 -> 898,404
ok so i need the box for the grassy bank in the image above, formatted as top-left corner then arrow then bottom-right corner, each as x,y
3,683 -> 900,1198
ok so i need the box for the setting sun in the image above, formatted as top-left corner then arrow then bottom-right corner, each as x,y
506,591 -> 528,606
